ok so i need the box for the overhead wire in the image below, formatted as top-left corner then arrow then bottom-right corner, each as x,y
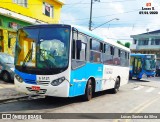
0,0 -> 136,5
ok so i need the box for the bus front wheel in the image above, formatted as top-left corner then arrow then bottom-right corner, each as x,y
84,79 -> 93,101
112,78 -> 120,94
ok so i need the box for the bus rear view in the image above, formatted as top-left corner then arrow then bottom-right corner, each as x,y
129,54 -> 156,80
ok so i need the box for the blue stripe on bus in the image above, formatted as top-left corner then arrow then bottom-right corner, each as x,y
69,62 -> 103,97
15,69 -> 37,84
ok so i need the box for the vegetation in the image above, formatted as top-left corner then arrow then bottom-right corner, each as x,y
117,41 -> 130,48
124,42 -> 131,48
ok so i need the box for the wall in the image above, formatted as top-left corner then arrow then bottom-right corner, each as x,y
0,14 -> 30,55
0,0 -> 62,23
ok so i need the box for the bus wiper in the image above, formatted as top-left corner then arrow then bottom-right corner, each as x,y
6,63 -> 13,64
22,49 -> 32,68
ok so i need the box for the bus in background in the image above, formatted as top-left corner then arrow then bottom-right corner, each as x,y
129,54 -> 156,80
14,24 -> 130,101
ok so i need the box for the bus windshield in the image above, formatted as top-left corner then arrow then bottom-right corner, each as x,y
15,26 -> 70,74
144,55 -> 156,71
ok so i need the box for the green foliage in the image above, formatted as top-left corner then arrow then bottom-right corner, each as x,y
124,42 -> 131,48
117,41 -> 130,48
117,41 -> 124,46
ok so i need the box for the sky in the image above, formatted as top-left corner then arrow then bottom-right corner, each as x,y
60,0 -> 160,43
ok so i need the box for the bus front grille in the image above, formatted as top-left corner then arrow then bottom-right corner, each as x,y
36,81 -> 50,86
26,87 -> 47,94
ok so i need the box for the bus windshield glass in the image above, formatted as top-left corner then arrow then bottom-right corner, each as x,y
144,55 -> 156,71
15,26 -> 70,74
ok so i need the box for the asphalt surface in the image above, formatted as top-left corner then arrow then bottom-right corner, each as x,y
0,77 -> 160,122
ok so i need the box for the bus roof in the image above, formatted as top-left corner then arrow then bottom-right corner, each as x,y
131,53 -> 155,57
72,25 -> 130,52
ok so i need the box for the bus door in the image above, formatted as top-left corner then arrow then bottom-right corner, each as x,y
70,32 -> 88,96
133,57 -> 142,75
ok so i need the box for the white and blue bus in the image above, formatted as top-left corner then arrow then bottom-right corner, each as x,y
129,54 -> 156,80
14,24 -> 130,101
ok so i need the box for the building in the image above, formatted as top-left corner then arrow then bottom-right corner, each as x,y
0,0 -> 64,55
130,30 -> 160,67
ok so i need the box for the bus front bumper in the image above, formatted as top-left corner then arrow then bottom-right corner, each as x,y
14,79 -> 69,97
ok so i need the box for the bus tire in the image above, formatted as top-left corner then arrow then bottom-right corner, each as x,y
45,96 -> 53,100
84,79 -> 92,101
112,78 -> 120,94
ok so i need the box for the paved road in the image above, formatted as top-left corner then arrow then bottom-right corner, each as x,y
0,77 -> 160,122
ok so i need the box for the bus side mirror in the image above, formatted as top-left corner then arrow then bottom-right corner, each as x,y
76,40 -> 82,51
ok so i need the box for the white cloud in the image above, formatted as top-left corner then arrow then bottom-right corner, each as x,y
60,13 -> 76,25
92,26 -> 148,44
109,3 -> 124,13
61,0 -> 160,43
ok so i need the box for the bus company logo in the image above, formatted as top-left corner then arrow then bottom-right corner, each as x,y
139,2 -> 158,14
2,114 -> 11,119
105,68 -> 113,74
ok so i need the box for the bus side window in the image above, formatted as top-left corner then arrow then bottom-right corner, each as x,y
100,42 -> 103,52
76,34 -> 87,61
125,52 -> 127,59
72,39 -> 75,59
76,40 -> 81,60
111,46 -> 114,64
110,46 -> 114,55
90,39 -> 92,49
90,39 -> 101,63
125,52 -> 128,67
118,49 -> 121,57
103,44 -> 106,53
103,43 -> 113,65
120,50 -> 125,66
76,42 -> 86,60
72,31 -> 77,59
113,47 -> 120,65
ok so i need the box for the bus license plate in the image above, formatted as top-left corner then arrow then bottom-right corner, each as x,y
32,86 -> 40,91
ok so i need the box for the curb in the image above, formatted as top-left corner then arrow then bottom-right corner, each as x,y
0,95 -> 29,104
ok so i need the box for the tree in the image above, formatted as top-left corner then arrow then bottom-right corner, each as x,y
124,42 -> 131,48
117,41 -> 124,46
117,41 -> 131,48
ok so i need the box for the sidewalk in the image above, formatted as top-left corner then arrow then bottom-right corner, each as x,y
0,80 -> 28,103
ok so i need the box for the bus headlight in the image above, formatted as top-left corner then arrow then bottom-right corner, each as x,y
15,74 -> 23,83
51,77 -> 65,86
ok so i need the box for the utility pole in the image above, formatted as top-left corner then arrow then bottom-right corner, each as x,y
89,0 -> 93,31
89,0 -> 100,31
